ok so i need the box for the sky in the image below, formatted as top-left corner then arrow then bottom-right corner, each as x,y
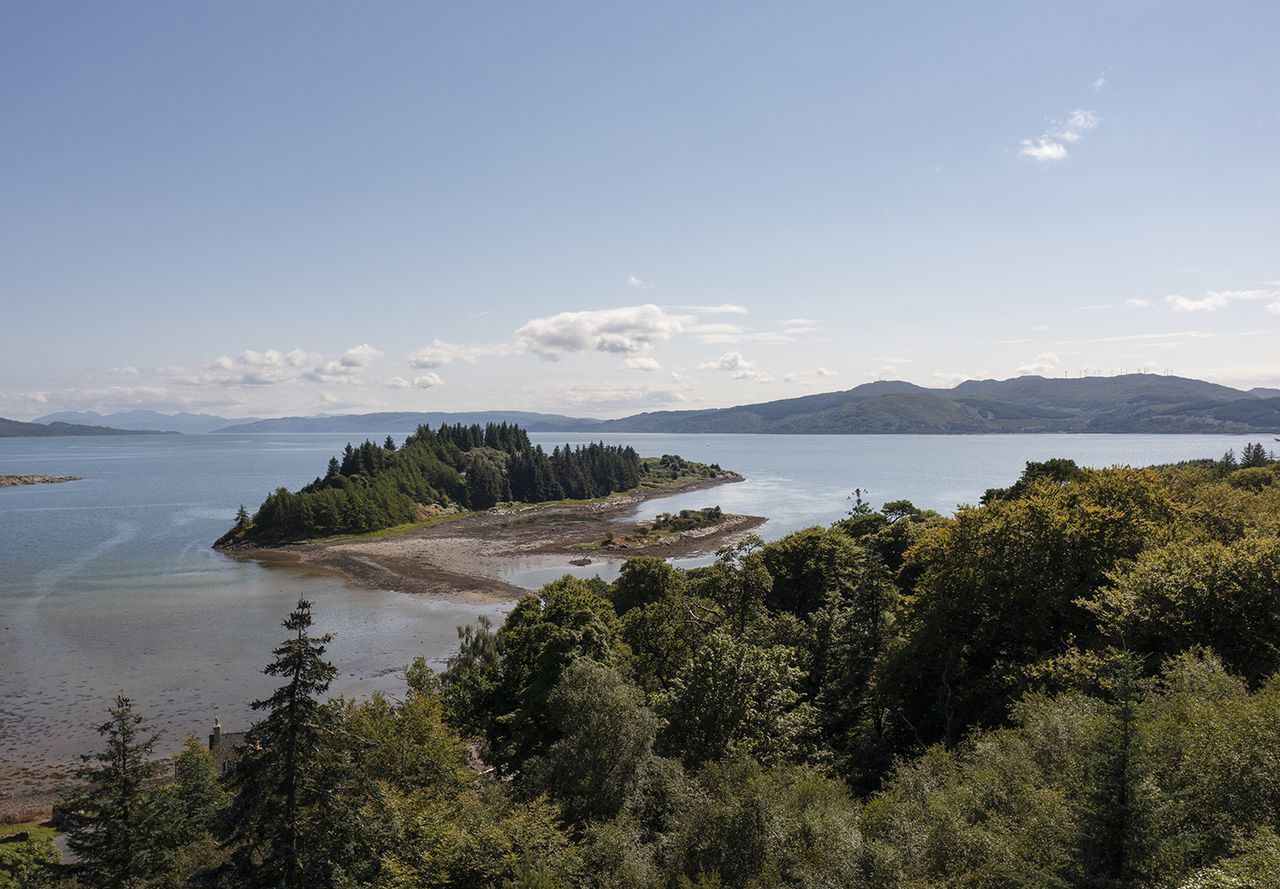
2,1 -> 1278,420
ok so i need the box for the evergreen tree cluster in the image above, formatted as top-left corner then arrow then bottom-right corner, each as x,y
224,423 -> 649,543
34,451 -> 1280,888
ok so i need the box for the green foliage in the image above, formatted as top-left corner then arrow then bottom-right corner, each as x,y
228,423 -> 654,543
225,599 -> 353,888
657,631 -> 814,769
486,578 -> 621,771
58,453 -> 1280,888
522,660 -> 662,824
63,695 -> 168,888
0,835 -> 59,889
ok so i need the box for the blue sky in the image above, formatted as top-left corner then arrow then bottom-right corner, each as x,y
2,1 -> 1278,419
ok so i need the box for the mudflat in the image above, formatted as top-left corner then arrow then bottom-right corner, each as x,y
227,473 -> 764,601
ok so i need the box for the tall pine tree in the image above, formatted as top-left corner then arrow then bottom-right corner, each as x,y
226,598 -> 342,888
65,694 -> 165,888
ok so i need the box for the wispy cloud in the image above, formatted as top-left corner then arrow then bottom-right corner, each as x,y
1166,287 -> 1277,313
1093,76 -> 1107,91
1126,298 -> 1152,308
625,274 -> 655,290
624,356 -> 662,371
1019,108 -> 1101,162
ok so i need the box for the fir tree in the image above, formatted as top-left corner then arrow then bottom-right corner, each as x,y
65,695 -> 165,888
226,599 -> 342,888
235,504 -> 250,529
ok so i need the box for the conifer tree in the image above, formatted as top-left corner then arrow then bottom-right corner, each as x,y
235,504 -> 250,529
226,599 -> 342,888
65,694 -> 165,888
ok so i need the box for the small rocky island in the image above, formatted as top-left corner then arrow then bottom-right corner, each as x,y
0,475 -> 82,487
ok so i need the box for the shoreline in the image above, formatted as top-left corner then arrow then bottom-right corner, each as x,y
0,475 -> 82,488
223,472 -> 764,602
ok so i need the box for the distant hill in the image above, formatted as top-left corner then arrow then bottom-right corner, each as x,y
215,410 -> 604,434
597,374 -> 1280,435
35,409 -> 260,434
35,374 -> 1278,438
0,416 -> 171,437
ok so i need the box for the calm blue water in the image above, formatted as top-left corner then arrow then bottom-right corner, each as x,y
0,431 -> 1258,786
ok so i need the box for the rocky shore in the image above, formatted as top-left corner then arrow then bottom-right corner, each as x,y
0,475 -> 81,487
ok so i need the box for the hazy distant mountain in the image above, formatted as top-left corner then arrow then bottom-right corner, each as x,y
597,375 -> 1280,435
215,410 -> 603,434
46,374 -> 1277,438
0,416 -> 171,437
35,409 -> 259,434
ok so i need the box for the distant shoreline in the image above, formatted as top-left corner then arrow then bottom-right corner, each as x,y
0,475 -> 82,488
221,472 -> 762,602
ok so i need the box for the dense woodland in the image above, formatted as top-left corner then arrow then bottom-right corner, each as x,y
221,423 -> 655,544
12,444 -> 1280,887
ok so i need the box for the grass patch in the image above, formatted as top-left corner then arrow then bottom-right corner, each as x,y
0,820 -> 57,840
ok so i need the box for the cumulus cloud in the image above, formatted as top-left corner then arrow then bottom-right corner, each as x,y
339,343 -> 382,368
1019,107 -> 1100,162
1166,287 -> 1277,313
386,373 -> 443,389
1094,76 -> 1107,91
515,304 -> 687,360
700,351 -> 773,382
165,345 -> 381,387
816,367 -> 838,377
626,275 -> 655,290
1268,302 -> 1280,316
1017,352 -> 1062,375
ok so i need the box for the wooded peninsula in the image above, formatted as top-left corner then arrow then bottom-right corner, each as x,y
215,422 -> 732,547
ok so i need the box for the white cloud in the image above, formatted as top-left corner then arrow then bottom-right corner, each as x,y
108,365 -> 140,376
700,351 -> 773,382
1166,288 -> 1277,313
783,366 -> 839,385
164,345 -> 380,387
626,275 -> 655,290
515,304 -> 687,360
386,373 -> 443,389
1019,108 -> 1100,162
624,356 -> 662,371
339,343 -> 382,368
1126,298 -> 1152,308
667,303 -> 750,315
409,339 -> 508,369
1016,352 -> 1062,375
1019,138 -> 1068,162
1094,76 -> 1107,91
1268,302 -> 1280,316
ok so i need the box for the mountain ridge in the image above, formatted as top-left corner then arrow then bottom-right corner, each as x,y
17,374 -> 1280,436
